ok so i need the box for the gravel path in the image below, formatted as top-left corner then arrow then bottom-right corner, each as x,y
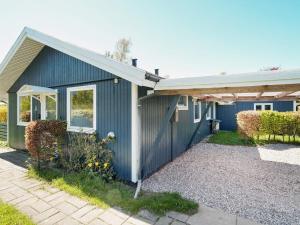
142,143 -> 300,225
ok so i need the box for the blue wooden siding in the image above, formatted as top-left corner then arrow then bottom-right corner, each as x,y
216,101 -> 294,131
8,46 -> 133,181
141,96 -> 211,178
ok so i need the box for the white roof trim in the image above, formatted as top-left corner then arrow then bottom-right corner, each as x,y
0,27 -> 155,100
17,85 -> 57,96
155,69 -> 300,90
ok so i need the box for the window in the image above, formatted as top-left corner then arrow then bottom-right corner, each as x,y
193,100 -> 201,123
18,95 -> 31,125
254,103 -> 273,111
45,95 -> 57,120
67,85 -> 96,133
206,102 -> 212,120
294,101 -> 300,112
177,96 -> 188,110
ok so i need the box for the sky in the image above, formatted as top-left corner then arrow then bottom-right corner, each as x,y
0,0 -> 299,78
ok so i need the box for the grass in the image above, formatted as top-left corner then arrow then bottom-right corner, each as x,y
28,167 -> 198,216
208,131 -> 300,146
0,141 -> 7,147
0,200 -> 35,225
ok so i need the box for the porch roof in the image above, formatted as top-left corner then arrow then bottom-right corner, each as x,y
17,85 -> 57,96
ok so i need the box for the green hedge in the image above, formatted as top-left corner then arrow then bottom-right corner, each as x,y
237,111 -> 300,142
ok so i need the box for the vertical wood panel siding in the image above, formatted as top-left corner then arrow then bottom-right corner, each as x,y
141,96 -> 211,178
8,46 -> 132,181
216,101 -> 294,131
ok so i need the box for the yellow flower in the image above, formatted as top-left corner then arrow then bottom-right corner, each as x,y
88,163 -> 93,168
95,162 -> 99,167
103,162 -> 109,169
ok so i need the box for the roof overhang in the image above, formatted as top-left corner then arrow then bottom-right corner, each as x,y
0,27 -> 156,101
17,85 -> 57,96
154,69 -> 300,103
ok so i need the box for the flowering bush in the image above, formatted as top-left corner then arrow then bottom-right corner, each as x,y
60,132 -> 115,182
25,120 -> 67,168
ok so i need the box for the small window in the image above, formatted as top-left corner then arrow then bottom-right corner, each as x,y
67,85 -> 96,133
254,103 -> 273,111
18,95 -> 31,125
194,101 -> 201,123
177,96 -> 188,110
45,95 -> 57,120
206,102 -> 212,120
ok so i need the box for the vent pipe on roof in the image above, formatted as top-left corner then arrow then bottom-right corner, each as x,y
132,58 -> 137,67
154,69 -> 159,76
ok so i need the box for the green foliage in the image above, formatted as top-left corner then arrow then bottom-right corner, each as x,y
0,105 -> 7,124
0,200 -> 35,225
28,167 -> 198,216
59,132 -> 115,182
208,131 -> 255,146
237,111 -> 300,143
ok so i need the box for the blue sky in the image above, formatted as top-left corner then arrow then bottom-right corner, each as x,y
0,0 -> 299,78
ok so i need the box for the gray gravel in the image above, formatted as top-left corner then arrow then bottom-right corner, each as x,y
142,143 -> 300,225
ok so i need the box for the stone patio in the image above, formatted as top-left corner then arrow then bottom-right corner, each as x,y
0,147 -> 261,225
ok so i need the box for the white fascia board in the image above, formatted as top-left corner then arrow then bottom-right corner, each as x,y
155,69 -> 300,90
24,28 -> 155,88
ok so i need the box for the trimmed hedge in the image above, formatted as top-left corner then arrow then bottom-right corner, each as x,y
25,120 -> 67,167
237,110 -> 300,142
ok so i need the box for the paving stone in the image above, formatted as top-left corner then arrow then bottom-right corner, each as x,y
32,208 -> 59,223
56,216 -> 82,225
30,188 -> 51,198
187,206 -> 236,225
125,215 -> 155,225
72,205 -> 96,220
43,191 -> 66,202
40,212 -> 65,225
55,201 -> 79,215
0,192 -> 17,201
16,196 -> 39,208
237,216 -> 262,225
89,218 -> 109,225
48,194 -> 70,206
108,207 -> 130,220
166,211 -> 189,223
138,209 -> 159,222
9,193 -> 33,205
67,196 -> 88,208
19,205 -> 39,217
171,220 -> 186,225
98,210 -> 127,225
77,208 -> 104,224
31,199 -> 52,213
155,216 -> 173,225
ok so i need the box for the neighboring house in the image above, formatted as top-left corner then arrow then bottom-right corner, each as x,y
0,28 -> 215,182
217,101 -> 299,131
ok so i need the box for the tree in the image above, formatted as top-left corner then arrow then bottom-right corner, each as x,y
105,38 -> 132,63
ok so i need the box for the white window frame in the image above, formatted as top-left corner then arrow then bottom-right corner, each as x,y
206,102 -> 212,120
177,96 -> 189,110
17,94 -> 32,126
254,103 -> 273,111
293,100 -> 300,112
44,94 -> 58,120
212,102 -> 216,119
193,100 -> 201,123
67,84 -> 96,133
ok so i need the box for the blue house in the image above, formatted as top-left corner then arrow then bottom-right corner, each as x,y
0,28 -> 299,182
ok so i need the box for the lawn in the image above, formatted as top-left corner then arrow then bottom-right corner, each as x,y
0,201 -> 35,225
28,167 -> 198,216
208,131 -> 300,146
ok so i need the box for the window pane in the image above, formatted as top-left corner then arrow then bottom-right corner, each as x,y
255,105 -> 262,111
264,105 -> 271,110
194,103 -> 200,120
178,96 -> 187,106
46,95 -> 56,120
70,89 -> 93,128
20,96 -> 31,122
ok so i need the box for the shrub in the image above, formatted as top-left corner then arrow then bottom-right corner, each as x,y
0,105 -> 7,124
25,120 -> 67,168
59,132 -> 115,182
237,111 -> 261,138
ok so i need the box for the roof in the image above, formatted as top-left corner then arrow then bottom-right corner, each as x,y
0,27 -> 156,100
155,69 -> 300,90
